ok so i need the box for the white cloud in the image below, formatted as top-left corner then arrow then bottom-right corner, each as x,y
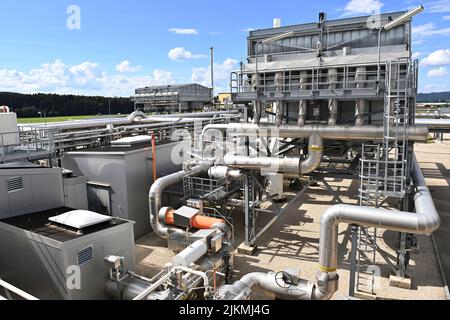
0,59 -> 175,97
191,58 -> 238,93
413,22 -> 450,37
169,28 -> 198,35
115,60 -> 141,73
444,15 -> 450,20
342,0 -> 383,16
421,49 -> 450,66
242,27 -> 257,32
168,47 -> 206,61
424,83 -> 449,92
427,66 -> 450,77
428,0 -> 450,13
412,52 -> 423,59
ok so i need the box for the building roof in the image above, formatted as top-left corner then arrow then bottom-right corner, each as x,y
248,11 -> 407,39
136,83 -> 211,91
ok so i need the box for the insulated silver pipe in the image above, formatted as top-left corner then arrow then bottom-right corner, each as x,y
23,110 -> 147,131
318,155 -> 440,273
298,71 -> 309,126
275,72 -> 285,125
218,272 -> 315,300
152,110 -> 239,119
355,66 -> 367,126
309,154 -> 440,300
223,134 -> 323,177
220,154 -> 440,300
253,101 -> 262,125
275,102 -> 284,125
202,123 -> 429,142
328,69 -> 338,126
149,161 -> 213,239
298,101 -> 307,126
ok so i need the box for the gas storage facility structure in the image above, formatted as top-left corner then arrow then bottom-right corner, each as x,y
1,7 -> 450,301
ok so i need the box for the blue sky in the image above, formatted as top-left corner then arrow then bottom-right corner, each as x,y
0,0 -> 449,96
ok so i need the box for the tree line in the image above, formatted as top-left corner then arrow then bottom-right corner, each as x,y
0,92 -> 134,118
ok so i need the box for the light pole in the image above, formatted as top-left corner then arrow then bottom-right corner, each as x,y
377,6 -> 424,87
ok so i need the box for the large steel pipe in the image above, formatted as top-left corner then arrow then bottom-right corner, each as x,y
328,69 -> 338,126
223,134 -> 323,176
202,123 -> 429,142
313,154 -> 440,299
148,161 -> 213,239
355,67 -> 366,126
298,71 -> 309,126
220,154 -> 440,300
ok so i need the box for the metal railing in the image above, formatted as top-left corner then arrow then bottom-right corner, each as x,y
230,58 -> 417,99
0,279 -> 38,300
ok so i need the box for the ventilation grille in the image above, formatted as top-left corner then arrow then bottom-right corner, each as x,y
77,245 -> 93,266
6,177 -> 23,193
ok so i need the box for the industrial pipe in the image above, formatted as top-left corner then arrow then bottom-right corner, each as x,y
148,161 -> 213,239
151,134 -> 157,182
355,67 -> 366,126
253,101 -> 262,125
208,166 -> 242,179
202,123 -> 429,142
220,154 -> 440,300
164,209 -> 226,230
318,154 -> 440,273
218,272 -> 316,300
172,240 -> 209,268
328,69 -> 338,126
298,71 -> 309,126
223,134 -> 323,177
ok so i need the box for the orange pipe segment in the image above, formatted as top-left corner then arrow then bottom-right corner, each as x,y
192,215 -> 225,229
164,210 -> 224,229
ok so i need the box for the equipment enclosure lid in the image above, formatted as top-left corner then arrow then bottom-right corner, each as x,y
49,210 -> 113,229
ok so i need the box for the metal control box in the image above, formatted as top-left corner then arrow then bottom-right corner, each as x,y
0,208 -> 135,300
173,206 -> 199,228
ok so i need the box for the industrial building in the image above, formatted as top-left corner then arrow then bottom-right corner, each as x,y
1,7 -> 450,302
132,83 -> 213,113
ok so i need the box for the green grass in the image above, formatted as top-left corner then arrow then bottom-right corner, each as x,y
17,114 -> 125,124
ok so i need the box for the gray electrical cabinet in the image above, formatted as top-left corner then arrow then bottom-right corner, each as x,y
0,207 -> 135,300
0,166 -> 65,219
63,138 -> 188,238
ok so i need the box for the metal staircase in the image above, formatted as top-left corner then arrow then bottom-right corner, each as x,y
355,59 -> 414,296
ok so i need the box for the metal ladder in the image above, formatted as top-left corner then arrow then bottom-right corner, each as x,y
357,144 -> 382,295
355,59 -> 413,296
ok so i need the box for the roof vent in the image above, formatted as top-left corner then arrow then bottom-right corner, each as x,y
343,47 -> 352,56
7,177 -> 23,193
273,18 -> 281,28
77,245 -> 94,266
49,210 -> 112,230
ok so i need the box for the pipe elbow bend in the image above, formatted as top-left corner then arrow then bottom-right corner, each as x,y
320,204 -> 347,227
422,215 -> 441,234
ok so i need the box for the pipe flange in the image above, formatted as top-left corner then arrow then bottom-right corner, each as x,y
159,207 -> 172,224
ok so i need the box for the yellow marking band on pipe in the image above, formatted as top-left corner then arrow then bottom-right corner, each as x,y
309,147 -> 323,151
319,266 -> 337,272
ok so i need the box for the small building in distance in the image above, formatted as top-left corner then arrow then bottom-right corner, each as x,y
217,92 -> 232,105
131,83 -> 213,113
